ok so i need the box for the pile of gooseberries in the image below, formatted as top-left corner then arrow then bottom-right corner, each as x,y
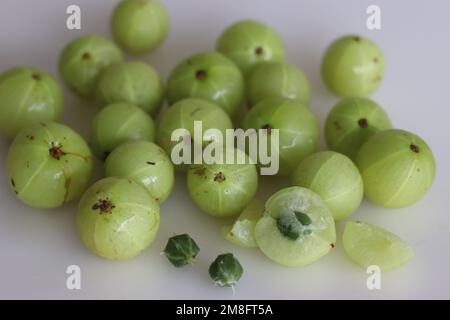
0,0 -> 436,289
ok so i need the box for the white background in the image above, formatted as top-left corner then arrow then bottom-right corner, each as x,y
0,0 -> 449,299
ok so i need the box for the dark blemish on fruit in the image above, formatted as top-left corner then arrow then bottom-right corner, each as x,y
262,124 -> 272,134
190,108 -> 201,116
14,190 -> 18,195
410,143 -> 420,153
103,151 -> 110,160
330,243 -> 336,249
333,121 -> 341,130
193,166 -> 206,177
11,178 -> 15,187
353,36 -> 361,42
82,52 -> 92,60
92,199 -> 115,214
358,118 -> 368,128
214,172 -> 226,182
49,145 -> 66,160
373,57 -> 379,63
195,70 -> 207,80
26,135 -> 35,140
147,161 -> 156,165
255,47 -> 264,56
32,74 -> 41,81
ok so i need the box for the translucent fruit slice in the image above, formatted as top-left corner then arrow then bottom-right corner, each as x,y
342,221 -> 415,272
222,199 -> 265,248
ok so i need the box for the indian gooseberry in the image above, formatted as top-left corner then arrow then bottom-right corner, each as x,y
291,151 -> 363,220
167,52 -> 244,116
59,35 -> 123,98
112,0 -> 169,55
321,35 -> 385,97
6,122 -> 93,209
356,129 -> 436,208
0,67 -> 63,139
90,102 -> 156,160
104,140 -> 174,203
76,177 -> 160,260
246,62 -> 310,107
216,20 -> 285,75
95,61 -> 164,116
209,253 -> 244,288
325,97 -> 392,160
163,234 -> 200,267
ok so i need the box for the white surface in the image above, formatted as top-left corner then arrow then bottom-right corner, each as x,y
0,0 -> 449,300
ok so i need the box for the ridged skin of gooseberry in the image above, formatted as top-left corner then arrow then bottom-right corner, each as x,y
59,35 -> 123,98
356,129 -> 436,208
76,177 -> 160,260
246,62 -> 310,107
104,140 -> 174,203
321,35 -> 385,97
209,253 -> 244,287
242,97 -> 318,176
325,97 -> 392,161
0,67 -> 63,139
255,187 -> 336,268
167,52 -> 244,116
343,221 -> 415,272
6,122 -> 93,209
187,148 -> 258,217
216,20 -> 285,75
90,102 -> 156,160
163,234 -> 200,267
157,98 -> 234,171
291,151 -> 363,220
95,61 -> 164,116
112,0 -> 169,55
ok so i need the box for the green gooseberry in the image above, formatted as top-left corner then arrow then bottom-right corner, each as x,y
95,61 -> 164,116
104,140 -> 174,203
255,187 -> 336,268
291,151 -> 363,220
163,234 -> 200,267
343,221 -> 415,272
209,253 -> 244,288
156,98 -> 234,171
6,122 -> 93,209
112,0 -> 169,55
356,129 -> 436,208
59,35 -> 123,98
216,20 -> 285,75
77,177 -> 160,260
0,67 -> 63,139
246,62 -> 310,107
187,148 -> 258,217
90,102 -> 155,160
325,97 -> 392,161
242,97 -> 318,176
167,52 -> 244,116
321,35 -> 385,97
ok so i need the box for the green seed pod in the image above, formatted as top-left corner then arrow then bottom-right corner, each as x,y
163,234 -> 200,267
90,102 -> 156,160
105,140 -> 174,203
167,52 -> 244,116
246,62 -> 310,107
95,61 -> 164,116
209,253 -> 244,287
217,20 -> 285,75
356,129 -> 436,208
112,0 -> 169,55
6,122 -> 93,209
0,67 -> 63,139
59,35 -> 123,98
291,151 -> 363,220
321,35 -> 385,97
77,177 -> 160,260
325,97 -> 392,161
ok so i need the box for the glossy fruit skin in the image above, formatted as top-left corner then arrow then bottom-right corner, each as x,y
95,61 -> 164,116
242,97 -> 318,176
77,177 -> 160,260
105,140 -> 174,203
157,98 -> 234,171
209,253 -> 244,287
59,35 -> 123,98
321,35 -> 385,97
343,221 -> 415,272
255,187 -> 336,268
187,148 -> 258,217
356,129 -> 436,208
163,234 -> 200,267
217,20 -> 285,75
6,122 -> 93,209
112,0 -> 169,55
0,67 -> 63,139
90,103 -> 156,160
167,52 -> 244,116
246,63 -> 310,107
325,97 -> 392,161
291,151 -> 363,220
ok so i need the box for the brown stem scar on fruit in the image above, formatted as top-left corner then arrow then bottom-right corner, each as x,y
195,70 -> 207,80
255,47 -> 264,56
262,124 -> 272,134
410,143 -> 420,153
214,172 -> 226,182
193,166 -> 206,177
49,146 -> 66,160
82,52 -> 92,60
358,118 -> 368,128
32,74 -> 41,80
92,199 -> 115,214
330,243 -> 336,248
